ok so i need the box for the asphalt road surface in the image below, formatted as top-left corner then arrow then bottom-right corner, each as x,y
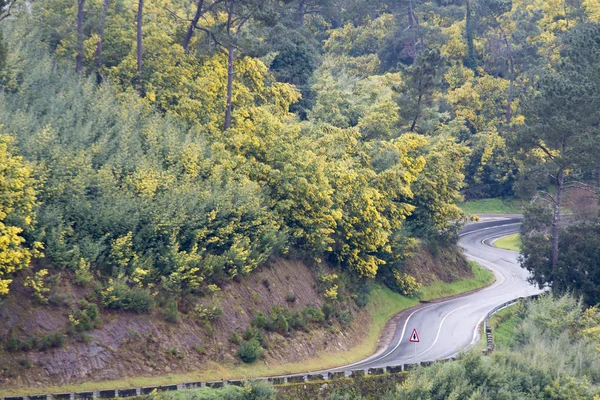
330,215 -> 544,371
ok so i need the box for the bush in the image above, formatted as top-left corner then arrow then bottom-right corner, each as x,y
336,310 -> 354,326
242,326 -> 268,348
303,306 -> 325,323
237,339 -> 263,363
285,292 -> 297,303
245,380 -> 276,399
289,311 -> 307,331
268,312 -> 289,334
393,271 -> 422,297
6,336 -> 25,352
48,293 -> 72,307
243,326 -> 260,341
38,332 -> 65,350
145,381 -> 275,399
69,300 -> 100,332
194,304 -> 223,322
322,303 -> 335,321
252,312 -> 268,329
229,332 -> 242,345
164,301 -> 180,323
101,281 -> 153,313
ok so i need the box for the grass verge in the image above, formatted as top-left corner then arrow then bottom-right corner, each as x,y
488,304 -> 523,348
493,234 -> 521,252
460,198 -> 523,215
0,263 -> 494,397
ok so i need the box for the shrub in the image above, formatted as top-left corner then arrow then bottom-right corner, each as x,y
18,358 -> 31,368
319,273 -> 339,300
336,310 -> 354,326
322,303 -> 335,321
101,281 -> 153,313
48,293 -> 71,307
237,339 -> 263,363
69,300 -> 100,332
229,332 -> 242,345
243,326 -> 260,341
244,380 -> 276,399
6,336 -> 23,352
303,306 -> 325,323
164,301 -> 180,324
285,292 -> 297,303
268,312 -> 289,334
74,258 -> 93,286
289,311 -> 307,331
38,332 -> 65,350
252,312 -> 268,329
24,269 -> 50,304
194,304 -> 223,322
393,271 -> 422,297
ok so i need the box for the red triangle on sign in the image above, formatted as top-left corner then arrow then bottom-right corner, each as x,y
410,328 -> 420,342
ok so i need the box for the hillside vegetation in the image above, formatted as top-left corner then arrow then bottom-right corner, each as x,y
1,0 -> 600,394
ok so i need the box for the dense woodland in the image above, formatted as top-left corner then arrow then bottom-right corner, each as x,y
0,0 -> 600,315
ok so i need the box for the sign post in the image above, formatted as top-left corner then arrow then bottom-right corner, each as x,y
409,328 -> 420,361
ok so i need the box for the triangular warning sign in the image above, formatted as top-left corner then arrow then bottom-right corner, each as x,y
410,328 -> 420,342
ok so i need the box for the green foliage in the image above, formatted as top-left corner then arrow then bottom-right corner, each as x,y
251,312 -> 268,329
148,380 -> 275,400
163,301 -> 180,324
391,271 -> 422,297
69,299 -> 100,332
303,306 -> 325,324
2,0 -> 599,312
6,331 -> 66,352
101,280 -> 153,313
396,294 -> 600,399
38,332 -> 65,351
0,134 -> 40,296
229,331 -> 242,345
24,269 -> 50,304
237,338 -> 263,363
194,304 -> 223,322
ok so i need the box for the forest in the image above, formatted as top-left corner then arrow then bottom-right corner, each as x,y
1,0 -> 600,353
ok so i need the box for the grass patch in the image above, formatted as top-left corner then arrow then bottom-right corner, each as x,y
493,234 -> 520,252
419,262 -> 494,300
0,264 -> 495,398
460,198 -> 523,215
488,304 -> 523,348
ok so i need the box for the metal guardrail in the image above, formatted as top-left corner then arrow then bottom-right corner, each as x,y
3,295 -> 542,400
480,294 -> 540,356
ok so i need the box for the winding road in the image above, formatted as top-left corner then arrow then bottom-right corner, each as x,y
329,215 -> 544,371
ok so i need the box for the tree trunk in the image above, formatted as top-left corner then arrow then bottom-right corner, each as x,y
465,0 -> 477,72
96,0 -> 109,78
76,0 -> 85,73
551,168 -> 564,278
506,64 -> 514,124
182,0 -> 204,51
500,27 -> 514,124
136,0 -> 144,91
223,0 -> 234,130
407,0 -> 417,58
224,45 -> 234,130
411,91 -> 423,132
297,0 -> 305,27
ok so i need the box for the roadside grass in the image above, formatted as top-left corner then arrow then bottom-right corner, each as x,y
460,198 -> 523,215
0,263 -> 495,398
488,304 -> 522,348
493,234 -> 521,252
419,262 -> 494,300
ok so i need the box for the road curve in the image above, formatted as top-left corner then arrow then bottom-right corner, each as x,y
329,215 -> 543,371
